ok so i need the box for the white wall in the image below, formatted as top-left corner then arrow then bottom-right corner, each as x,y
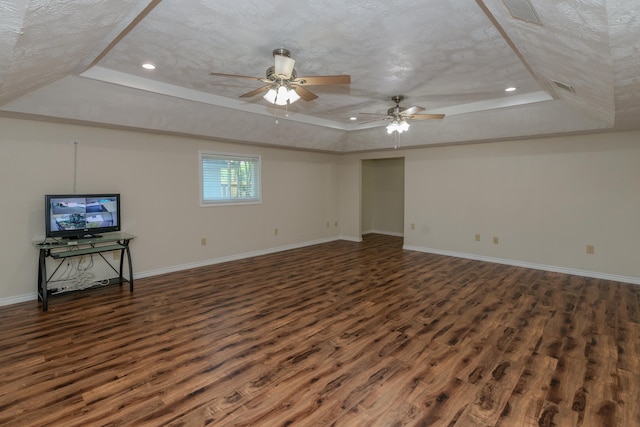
0,117 -> 340,303
337,156 -> 361,242
3,117 -> 639,306
361,160 -> 373,233
340,130 -> 640,282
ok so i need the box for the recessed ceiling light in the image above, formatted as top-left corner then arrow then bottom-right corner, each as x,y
349,117 -> 357,121
142,63 -> 156,70
505,87 -> 517,92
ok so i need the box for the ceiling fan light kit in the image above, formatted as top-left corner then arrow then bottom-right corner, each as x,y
386,119 -> 410,134
263,83 -> 300,105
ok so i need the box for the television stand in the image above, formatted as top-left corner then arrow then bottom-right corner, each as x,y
33,232 -> 135,312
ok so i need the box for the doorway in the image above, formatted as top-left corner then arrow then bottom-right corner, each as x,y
361,157 -> 405,238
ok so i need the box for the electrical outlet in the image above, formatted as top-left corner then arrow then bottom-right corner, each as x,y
410,223 -> 415,230
274,228 -> 278,235
475,234 -> 480,241
334,221 -> 338,227
586,245 -> 594,254
493,236 -> 499,244
201,238 -> 206,246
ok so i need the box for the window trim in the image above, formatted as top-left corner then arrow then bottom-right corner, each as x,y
199,151 -> 262,207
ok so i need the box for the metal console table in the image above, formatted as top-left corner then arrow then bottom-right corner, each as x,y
34,232 -> 135,312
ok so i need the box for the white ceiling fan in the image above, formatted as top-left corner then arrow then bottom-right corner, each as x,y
210,48 -> 351,106
361,95 -> 445,134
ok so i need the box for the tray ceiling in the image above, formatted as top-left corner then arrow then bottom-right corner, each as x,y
0,0 -> 638,152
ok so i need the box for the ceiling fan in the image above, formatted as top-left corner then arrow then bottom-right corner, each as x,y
209,48 -> 351,106
361,95 -> 445,134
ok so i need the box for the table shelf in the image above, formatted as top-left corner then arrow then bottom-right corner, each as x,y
34,232 -> 135,312
50,244 -> 126,259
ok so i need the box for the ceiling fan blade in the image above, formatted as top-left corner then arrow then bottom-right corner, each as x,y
400,106 -> 425,116
239,85 -> 270,98
409,113 -> 446,120
358,117 -> 389,125
293,85 -> 318,101
209,72 -> 263,81
274,55 -> 295,79
295,75 -> 351,85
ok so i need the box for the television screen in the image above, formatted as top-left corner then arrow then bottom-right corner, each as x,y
45,194 -> 121,239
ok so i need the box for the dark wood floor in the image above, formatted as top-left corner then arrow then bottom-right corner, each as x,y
1,234 -> 639,426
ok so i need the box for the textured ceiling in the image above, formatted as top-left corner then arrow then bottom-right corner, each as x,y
0,0 -> 638,152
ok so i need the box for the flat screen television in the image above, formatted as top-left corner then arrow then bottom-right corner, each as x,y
45,194 -> 121,239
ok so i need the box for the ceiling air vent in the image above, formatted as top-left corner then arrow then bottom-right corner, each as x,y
502,0 -> 543,25
552,80 -> 576,93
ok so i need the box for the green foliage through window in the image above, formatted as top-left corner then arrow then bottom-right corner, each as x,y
200,152 -> 261,205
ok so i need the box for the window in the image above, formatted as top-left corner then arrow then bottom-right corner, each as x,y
200,152 -> 261,205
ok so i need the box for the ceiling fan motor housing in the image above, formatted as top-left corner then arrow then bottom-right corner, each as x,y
389,95 -> 405,116
388,106 -> 402,116
266,66 -> 297,82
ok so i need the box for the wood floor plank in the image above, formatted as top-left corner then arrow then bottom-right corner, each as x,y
0,234 -> 638,426
495,353 -> 558,426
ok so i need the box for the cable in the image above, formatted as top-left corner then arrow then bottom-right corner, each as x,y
47,255 -> 108,294
73,141 -> 78,193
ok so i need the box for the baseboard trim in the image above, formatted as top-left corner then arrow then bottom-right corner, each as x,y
362,230 -> 404,238
136,237 -> 341,279
8,238 -> 635,308
0,293 -> 38,307
403,244 -> 640,285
